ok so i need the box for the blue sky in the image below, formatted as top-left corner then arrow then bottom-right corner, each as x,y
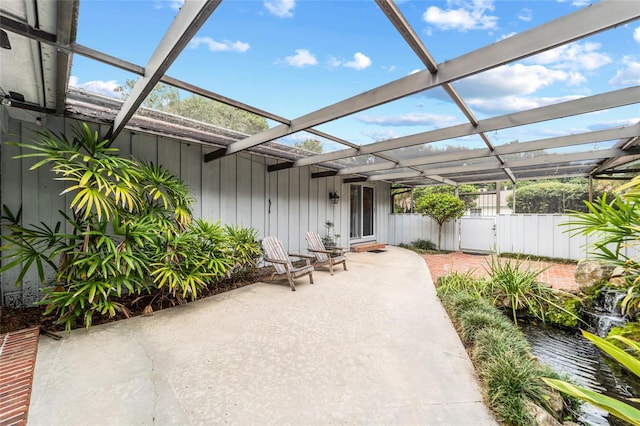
70,0 -> 640,155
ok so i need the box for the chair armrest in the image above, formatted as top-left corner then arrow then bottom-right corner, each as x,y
288,252 -> 315,259
288,253 -> 315,266
325,246 -> 345,253
307,248 -> 332,254
264,257 -> 290,265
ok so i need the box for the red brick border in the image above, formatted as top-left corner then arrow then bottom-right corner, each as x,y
0,327 -> 39,426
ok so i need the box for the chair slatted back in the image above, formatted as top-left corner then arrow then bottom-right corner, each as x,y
262,236 -> 290,275
305,232 -> 329,263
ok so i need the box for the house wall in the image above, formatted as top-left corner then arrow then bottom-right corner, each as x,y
0,115 -> 390,307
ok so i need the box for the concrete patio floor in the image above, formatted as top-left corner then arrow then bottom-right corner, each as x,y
28,246 -> 496,425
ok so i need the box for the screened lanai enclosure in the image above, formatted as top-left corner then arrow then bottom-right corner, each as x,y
1,0 -> 639,306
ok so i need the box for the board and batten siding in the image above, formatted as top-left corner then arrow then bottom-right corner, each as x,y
0,115 -> 390,306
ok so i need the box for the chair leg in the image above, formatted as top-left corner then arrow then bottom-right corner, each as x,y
343,261 -> 348,271
286,272 -> 296,291
309,272 -> 314,284
328,261 -> 334,275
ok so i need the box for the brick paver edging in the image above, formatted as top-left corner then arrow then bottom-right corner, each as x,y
0,327 -> 40,426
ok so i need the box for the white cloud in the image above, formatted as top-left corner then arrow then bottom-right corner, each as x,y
327,57 -> 341,68
634,27 -> 640,43
285,49 -> 317,67
328,52 -> 372,70
528,42 -> 611,71
358,112 -> 457,127
189,37 -> 249,52
456,63 -> 572,98
344,52 -> 372,70
467,94 -> 582,114
609,57 -> 640,86
68,76 -> 120,98
571,0 -> 590,7
423,0 -> 498,31
517,8 -> 532,22
362,129 -> 399,142
588,118 -> 640,129
264,0 -> 295,18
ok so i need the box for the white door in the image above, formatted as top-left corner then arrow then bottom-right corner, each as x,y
460,216 -> 496,253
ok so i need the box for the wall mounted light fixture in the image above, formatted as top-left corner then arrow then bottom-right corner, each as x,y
1,94 -> 11,106
329,191 -> 340,205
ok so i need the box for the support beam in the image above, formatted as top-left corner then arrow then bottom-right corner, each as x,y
375,0 -> 438,72
311,171 -> 338,179
298,87 -> 640,167
204,148 -> 227,163
222,1 -> 639,157
422,175 -> 458,186
0,16 -> 57,43
267,162 -> 294,172
106,1 -> 221,142
343,177 -> 368,183
412,148 -> 626,177
335,124 -> 640,175
55,1 -> 78,114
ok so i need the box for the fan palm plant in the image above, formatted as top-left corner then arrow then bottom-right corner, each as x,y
1,123 -> 231,330
564,177 -> 640,318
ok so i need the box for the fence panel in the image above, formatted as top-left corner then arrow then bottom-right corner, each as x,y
388,213 -> 640,260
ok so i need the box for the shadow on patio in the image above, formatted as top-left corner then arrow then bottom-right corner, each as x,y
28,246 -> 496,425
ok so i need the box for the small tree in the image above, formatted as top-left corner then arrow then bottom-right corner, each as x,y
416,193 -> 466,250
294,139 -> 323,154
413,184 -> 478,211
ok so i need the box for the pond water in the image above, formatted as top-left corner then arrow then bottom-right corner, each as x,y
520,324 -> 640,426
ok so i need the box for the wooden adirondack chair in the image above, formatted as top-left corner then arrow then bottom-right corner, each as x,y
305,231 -> 348,275
262,236 -> 315,291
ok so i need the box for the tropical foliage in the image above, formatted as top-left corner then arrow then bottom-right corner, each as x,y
486,256 -> 579,325
0,123 -> 261,330
564,175 -> 640,319
543,330 -> 640,425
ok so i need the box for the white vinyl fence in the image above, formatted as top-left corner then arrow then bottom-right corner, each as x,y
388,213 -> 639,261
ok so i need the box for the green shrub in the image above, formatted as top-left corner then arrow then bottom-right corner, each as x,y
458,308 -> 515,344
223,225 -> 262,279
440,291 -> 489,318
410,238 -> 436,251
437,271 -> 492,300
150,220 -> 231,301
438,289 -> 577,424
545,298 -> 583,328
487,256 -> 579,326
472,327 -> 532,365
608,321 -> 640,346
481,356 -> 544,425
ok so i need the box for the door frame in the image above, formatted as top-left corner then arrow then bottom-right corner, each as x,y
349,184 -> 376,243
